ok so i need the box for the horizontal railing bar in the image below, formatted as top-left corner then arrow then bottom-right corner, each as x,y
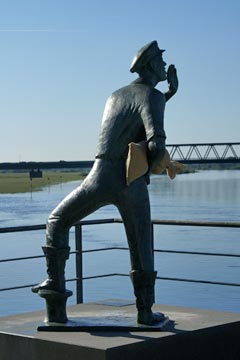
82,273 -> 240,287
82,247 -> 128,253
0,283 -> 37,292
0,224 -> 46,233
0,251 -> 78,263
157,276 -> 240,287
82,247 -> 240,257
83,273 -> 124,280
65,276 -> 127,282
1,218 -> 240,235
0,275 -> 124,292
1,272 -> 240,292
0,219 -> 116,234
0,278 -> 89,292
155,249 -> 240,257
0,248 -> 127,262
70,273 -> 240,288
152,219 -> 240,228
114,218 -> 240,227
75,218 -> 116,226
84,273 -> 240,288
0,255 -> 44,263
1,246 -> 240,264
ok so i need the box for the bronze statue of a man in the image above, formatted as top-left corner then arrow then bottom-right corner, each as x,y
32,41 -> 178,325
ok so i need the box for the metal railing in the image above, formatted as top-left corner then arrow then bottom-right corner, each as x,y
0,218 -> 240,304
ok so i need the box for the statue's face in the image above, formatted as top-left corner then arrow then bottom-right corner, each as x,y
151,53 -> 167,82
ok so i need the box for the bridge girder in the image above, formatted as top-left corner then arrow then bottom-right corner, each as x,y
166,142 -> 240,164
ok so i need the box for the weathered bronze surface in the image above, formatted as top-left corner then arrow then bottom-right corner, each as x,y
32,40 -> 178,326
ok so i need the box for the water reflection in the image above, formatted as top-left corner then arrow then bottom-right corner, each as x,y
149,171 -> 240,222
150,170 -> 240,204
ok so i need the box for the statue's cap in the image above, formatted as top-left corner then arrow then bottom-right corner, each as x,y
130,41 -> 165,73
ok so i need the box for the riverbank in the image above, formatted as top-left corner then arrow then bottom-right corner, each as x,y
0,171 -> 86,194
0,165 -> 237,194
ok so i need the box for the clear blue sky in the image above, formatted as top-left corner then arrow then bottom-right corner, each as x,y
0,0 -> 239,162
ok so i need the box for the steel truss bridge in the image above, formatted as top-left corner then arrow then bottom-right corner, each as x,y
166,142 -> 240,164
0,142 -> 240,170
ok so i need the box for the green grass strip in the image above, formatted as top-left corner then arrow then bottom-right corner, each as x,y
0,171 -> 87,194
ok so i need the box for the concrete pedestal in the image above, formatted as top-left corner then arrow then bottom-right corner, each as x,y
1,300 -> 240,360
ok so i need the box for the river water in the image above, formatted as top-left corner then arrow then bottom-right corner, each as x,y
0,170 -> 240,317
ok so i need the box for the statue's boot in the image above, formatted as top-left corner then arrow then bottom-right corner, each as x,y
130,270 -> 165,325
31,246 -> 70,294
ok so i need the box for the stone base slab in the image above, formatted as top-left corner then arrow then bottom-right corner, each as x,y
1,300 -> 240,360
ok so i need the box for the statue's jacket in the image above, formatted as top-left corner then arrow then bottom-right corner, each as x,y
96,79 -> 166,162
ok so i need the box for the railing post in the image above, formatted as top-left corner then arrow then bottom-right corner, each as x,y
151,222 -> 154,268
151,222 -> 155,302
75,224 -> 83,304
